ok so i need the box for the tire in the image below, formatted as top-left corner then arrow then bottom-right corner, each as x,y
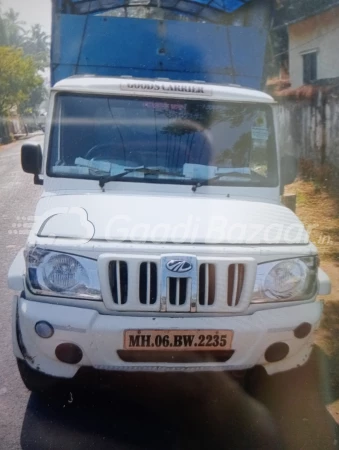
17,358 -> 65,394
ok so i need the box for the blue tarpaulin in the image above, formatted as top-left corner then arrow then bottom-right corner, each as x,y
55,0 -> 253,15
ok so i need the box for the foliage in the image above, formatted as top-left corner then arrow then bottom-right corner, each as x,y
23,24 -> 50,70
18,82 -> 48,115
276,0 -> 339,23
0,8 -> 26,47
0,46 -> 43,117
299,158 -> 339,192
0,6 -> 49,119
286,179 -> 339,261
0,7 -> 50,69
269,27 -> 289,76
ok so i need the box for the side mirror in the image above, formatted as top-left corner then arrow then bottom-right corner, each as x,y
21,143 -> 43,185
280,155 -> 298,193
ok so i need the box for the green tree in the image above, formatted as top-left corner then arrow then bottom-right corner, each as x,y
0,15 -> 7,45
0,8 -> 26,47
23,24 -> 50,69
19,82 -> 48,115
0,8 -> 50,69
0,46 -> 43,118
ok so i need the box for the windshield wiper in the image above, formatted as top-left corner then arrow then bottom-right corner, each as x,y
191,172 -> 252,192
99,166 -> 185,190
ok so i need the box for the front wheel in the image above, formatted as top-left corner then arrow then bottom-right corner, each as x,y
17,358 -> 66,394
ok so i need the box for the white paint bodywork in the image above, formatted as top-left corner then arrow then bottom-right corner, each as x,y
8,76 -> 331,379
52,76 -> 276,103
33,193 -> 309,245
13,295 -> 322,377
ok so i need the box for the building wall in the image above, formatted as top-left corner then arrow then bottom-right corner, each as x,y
289,6 -> 339,88
277,92 -> 339,168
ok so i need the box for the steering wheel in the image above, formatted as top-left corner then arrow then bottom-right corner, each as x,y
84,143 -> 142,166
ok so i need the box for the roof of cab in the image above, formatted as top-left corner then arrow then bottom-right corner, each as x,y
52,75 -> 275,104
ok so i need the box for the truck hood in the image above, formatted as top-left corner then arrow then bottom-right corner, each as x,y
34,193 -> 309,245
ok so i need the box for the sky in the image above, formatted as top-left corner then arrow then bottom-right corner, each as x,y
1,0 -> 52,33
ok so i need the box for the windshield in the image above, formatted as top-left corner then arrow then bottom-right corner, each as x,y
48,94 -> 278,187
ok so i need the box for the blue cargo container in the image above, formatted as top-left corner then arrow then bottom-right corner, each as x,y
51,0 -> 272,89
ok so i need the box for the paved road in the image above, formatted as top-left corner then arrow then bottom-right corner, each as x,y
0,135 -> 43,450
0,136 -> 338,450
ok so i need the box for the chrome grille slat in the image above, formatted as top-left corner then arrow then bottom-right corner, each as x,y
108,260 -> 128,305
139,262 -> 157,306
199,263 -> 215,306
204,263 -> 209,306
146,262 -> 151,305
176,278 -> 180,306
227,263 -> 245,308
116,261 -> 122,305
232,264 -> 239,307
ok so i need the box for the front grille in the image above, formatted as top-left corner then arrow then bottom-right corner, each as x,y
227,264 -> 245,307
168,277 -> 188,306
139,262 -> 157,305
103,255 -> 254,312
199,264 -> 216,306
109,261 -> 128,305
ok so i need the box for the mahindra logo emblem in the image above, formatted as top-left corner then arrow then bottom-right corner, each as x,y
166,260 -> 192,273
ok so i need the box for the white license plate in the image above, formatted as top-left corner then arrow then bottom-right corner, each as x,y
124,330 -> 233,351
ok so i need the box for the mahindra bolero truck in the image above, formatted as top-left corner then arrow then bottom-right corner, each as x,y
8,75 -> 331,392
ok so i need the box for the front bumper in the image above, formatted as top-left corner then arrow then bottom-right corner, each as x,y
14,296 -> 323,378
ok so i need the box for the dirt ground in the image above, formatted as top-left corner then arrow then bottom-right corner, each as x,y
285,181 -> 339,433
317,261 -> 339,424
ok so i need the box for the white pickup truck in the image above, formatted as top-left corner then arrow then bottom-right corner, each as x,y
8,76 -> 331,392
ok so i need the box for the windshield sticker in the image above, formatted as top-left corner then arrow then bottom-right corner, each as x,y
252,110 -> 269,141
143,102 -> 186,111
254,111 -> 267,128
251,127 -> 269,141
183,164 -> 217,179
121,82 -> 212,96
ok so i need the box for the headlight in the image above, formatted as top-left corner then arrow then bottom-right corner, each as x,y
26,248 -> 101,300
252,257 -> 318,303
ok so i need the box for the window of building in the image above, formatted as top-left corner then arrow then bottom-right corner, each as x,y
303,51 -> 317,84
